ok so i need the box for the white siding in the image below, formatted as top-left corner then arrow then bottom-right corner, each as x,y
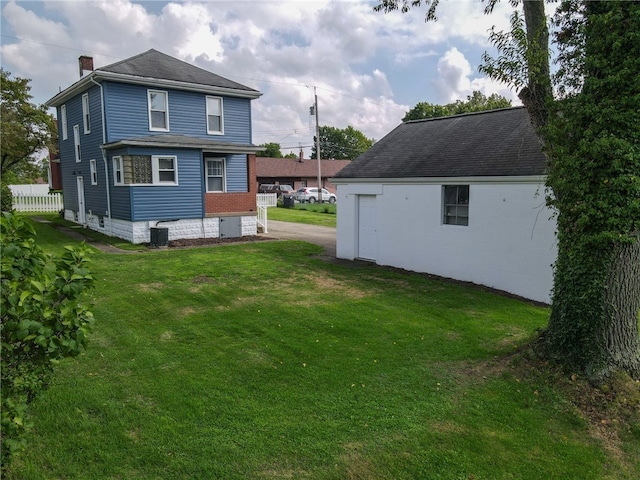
336,180 -> 557,304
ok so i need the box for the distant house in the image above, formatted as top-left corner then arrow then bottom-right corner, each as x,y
45,49 -> 262,244
332,107 -> 557,303
256,157 -> 350,193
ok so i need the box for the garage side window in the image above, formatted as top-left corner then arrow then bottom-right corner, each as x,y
443,185 -> 469,226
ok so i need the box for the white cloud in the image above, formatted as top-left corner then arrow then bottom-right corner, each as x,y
0,0 -> 521,156
434,47 -> 519,105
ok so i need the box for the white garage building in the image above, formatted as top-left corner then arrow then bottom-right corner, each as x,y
332,107 -> 557,304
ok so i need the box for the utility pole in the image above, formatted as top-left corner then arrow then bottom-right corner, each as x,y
313,86 -> 322,203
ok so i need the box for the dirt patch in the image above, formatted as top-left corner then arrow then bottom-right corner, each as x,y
162,235 -> 274,249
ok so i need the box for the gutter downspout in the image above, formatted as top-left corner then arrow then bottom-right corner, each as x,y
90,77 -> 112,236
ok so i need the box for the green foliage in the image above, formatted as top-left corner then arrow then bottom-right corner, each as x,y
402,91 -> 512,122
0,69 -> 57,179
0,212 -> 95,466
1,183 -> 13,212
257,142 -> 284,158
311,125 -> 374,160
541,1 -> 640,377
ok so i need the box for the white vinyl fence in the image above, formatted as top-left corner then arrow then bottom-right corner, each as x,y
12,192 -> 63,213
256,193 -> 278,207
256,193 -> 277,233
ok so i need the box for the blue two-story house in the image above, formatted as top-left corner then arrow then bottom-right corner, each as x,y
46,49 -> 262,244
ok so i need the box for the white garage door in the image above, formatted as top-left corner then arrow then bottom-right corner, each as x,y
357,195 -> 377,261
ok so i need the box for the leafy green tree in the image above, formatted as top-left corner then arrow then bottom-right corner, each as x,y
257,142 -> 284,158
540,1 -> 640,379
312,125 -> 374,160
0,69 -> 57,178
0,213 -> 95,466
375,0 -> 640,381
403,91 -> 512,121
284,152 -> 298,159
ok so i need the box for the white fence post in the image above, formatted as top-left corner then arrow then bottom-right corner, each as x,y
12,192 -> 64,213
256,193 -> 277,233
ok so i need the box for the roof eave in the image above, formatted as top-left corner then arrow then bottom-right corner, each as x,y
331,175 -> 547,185
46,70 -> 262,107
103,138 -> 260,154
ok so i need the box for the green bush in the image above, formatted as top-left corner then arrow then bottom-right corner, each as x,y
0,212 -> 95,467
1,183 -> 13,212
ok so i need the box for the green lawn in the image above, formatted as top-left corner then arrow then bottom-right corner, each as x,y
4,218 -> 639,479
268,203 -> 337,227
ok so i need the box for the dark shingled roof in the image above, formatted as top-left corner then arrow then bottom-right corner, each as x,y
98,49 -> 258,93
333,107 -> 547,179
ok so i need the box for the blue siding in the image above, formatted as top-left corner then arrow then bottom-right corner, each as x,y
103,82 -> 252,144
125,147 -> 204,221
226,154 -> 248,192
57,86 -> 107,216
107,149 -> 132,221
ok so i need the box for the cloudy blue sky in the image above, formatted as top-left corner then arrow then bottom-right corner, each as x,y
1,0 -> 542,156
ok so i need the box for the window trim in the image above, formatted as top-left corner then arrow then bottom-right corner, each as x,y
151,155 -> 178,185
61,104 -> 68,140
442,185 -> 469,226
206,96 -> 224,135
148,89 -> 169,132
82,93 -> 91,134
113,156 -> 124,186
73,125 -> 81,163
90,159 -> 98,185
205,158 -> 226,192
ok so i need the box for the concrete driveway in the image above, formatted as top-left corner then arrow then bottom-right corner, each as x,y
262,220 -> 336,257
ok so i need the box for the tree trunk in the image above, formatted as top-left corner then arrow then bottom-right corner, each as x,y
519,0 -> 552,130
600,235 -> 640,378
535,1 -> 640,383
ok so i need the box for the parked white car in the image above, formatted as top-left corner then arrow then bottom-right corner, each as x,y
294,187 -> 336,204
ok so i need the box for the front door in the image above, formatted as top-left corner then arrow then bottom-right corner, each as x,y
76,176 -> 86,224
357,195 -> 377,261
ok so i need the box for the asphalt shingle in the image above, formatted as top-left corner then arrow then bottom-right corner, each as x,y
334,107 -> 547,179
99,49 -> 259,93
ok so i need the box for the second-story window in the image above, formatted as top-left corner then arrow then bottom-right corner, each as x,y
61,104 -> 68,140
148,90 -> 169,131
82,93 -> 91,134
206,96 -> 223,134
73,125 -> 81,162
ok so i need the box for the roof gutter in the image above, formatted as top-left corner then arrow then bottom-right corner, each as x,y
46,70 -> 262,107
330,175 -> 547,185
103,138 -> 260,154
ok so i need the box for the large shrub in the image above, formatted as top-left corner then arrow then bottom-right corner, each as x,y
0,212 -> 95,466
1,183 -> 13,212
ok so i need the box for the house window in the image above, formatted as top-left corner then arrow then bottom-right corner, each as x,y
206,96 -> 223,134
61,104 -> 68,140
152,156 -> 178,184
206,158 -> 225,192
73,125 -> 81,162
90,159 -> 98,185
112,155 -> 177,185
82,93 -> 91,134
113,156 -> 124,185
443,185 -> 469,226
148,90 -> 169,131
